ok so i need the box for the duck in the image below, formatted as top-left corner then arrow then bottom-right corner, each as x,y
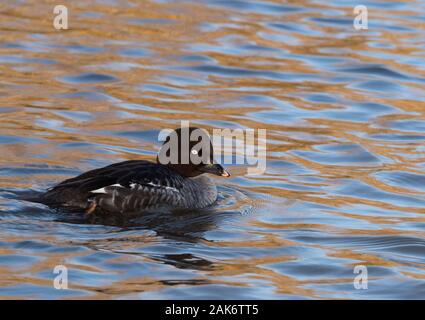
37,127 -> 230,215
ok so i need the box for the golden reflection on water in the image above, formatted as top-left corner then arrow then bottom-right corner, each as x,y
0,0 -> 425,299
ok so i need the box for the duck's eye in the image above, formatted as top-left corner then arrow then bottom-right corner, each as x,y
191,149 -> 198,155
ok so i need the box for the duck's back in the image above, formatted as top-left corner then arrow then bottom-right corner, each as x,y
38,160 -> 217,214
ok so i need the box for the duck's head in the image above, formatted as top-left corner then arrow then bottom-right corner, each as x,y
157,127 -> 230,178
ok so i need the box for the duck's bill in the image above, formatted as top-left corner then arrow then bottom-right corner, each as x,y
199,164 -> 230,177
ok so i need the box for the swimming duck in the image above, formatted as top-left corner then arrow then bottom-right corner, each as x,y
38,127 -> 230,215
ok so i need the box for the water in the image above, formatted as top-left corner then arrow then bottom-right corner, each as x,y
0,0 -> 425,299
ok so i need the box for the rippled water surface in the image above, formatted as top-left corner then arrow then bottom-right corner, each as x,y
1,0 -> 425,299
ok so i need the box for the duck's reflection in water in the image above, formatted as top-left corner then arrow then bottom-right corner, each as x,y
152,253 -> 215,272
54,207 -> 227,271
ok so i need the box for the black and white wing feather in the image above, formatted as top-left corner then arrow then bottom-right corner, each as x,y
39,160 -> 187,213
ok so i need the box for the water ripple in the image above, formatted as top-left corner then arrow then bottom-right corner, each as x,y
0,0 -> 424,299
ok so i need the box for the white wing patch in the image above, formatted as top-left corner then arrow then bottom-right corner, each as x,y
90,182 -> 179,194
90,183 -> 124,194
130,182 -> 179,193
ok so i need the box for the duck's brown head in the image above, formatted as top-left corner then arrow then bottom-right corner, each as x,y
157,127 -> 230,178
